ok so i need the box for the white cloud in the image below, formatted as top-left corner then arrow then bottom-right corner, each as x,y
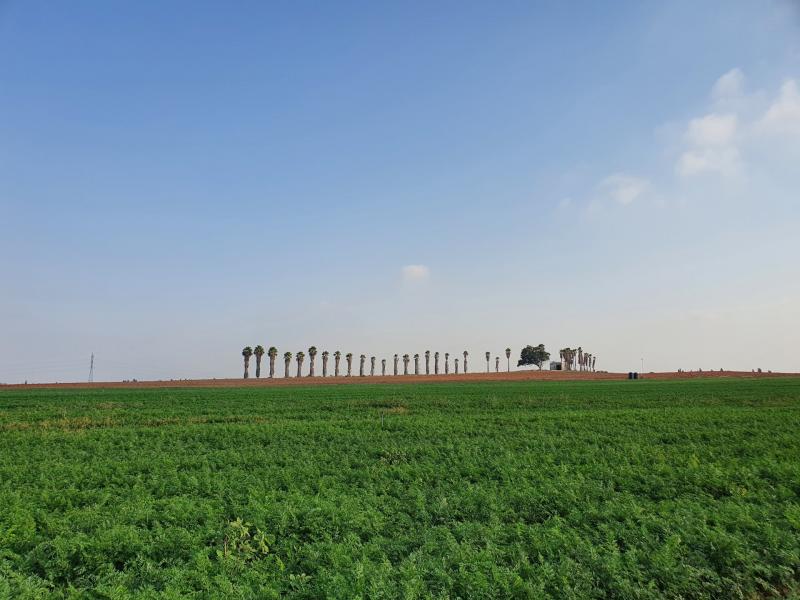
676,146 -> 741,178
756,79 -> 800,135
712,68 -> 745,101
677,113 -> 741,178
402,264 -> 430,282
685,113 -> 738,146
598,174 -> 649,205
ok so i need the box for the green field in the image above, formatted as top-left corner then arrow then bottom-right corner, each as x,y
1,379 -> 799,599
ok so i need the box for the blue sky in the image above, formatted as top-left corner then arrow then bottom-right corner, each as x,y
1,1 -> 799,382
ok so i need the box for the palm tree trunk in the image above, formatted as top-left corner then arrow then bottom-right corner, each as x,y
244,358 -> 250,379
322,356 -> 328,377
255,356 -> 262,378
284,359 -> 290,378
434,355 -> 439,375
455,358 -> 459,374
394,356 -> 399,376
381,359 -> 386,376
335,356 -> 340,377
425,355 -> 430,375
414,357 -> 419,375
269,357 -> 276,378
445,355 -> 449,374
370,357 -> 375,376
309,358 -> 315,377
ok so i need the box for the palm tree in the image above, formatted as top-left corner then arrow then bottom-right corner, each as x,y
334,351 -> 341,376
578,347 -> 583,371
359,354 -> 366,377
485,351 -> 490,373
283,351 -> 292,378
242,346 -> 253,379
268,347 -> 278,378
381,358 -> 386,376
308,346 -> 317,377
495,356 -> 500,372
322,351 -> 330,377
463,351 -> 469,373
414,353 -> 420,375
445,352 -> 450,374
505,348 -> 511,372
403,354 -> 410,375
296,351 -> 305,378
434,351 -> 440,374
346,353 -> 353,376
393,354 -> 399,375
370,356 -> 376,376
455,358 -> 459,374
253,345 -> 265,378
425,350 -> 430,375
592,356 -> 596,371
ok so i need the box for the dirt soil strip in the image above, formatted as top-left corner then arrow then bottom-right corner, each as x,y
2,370 -> 798,390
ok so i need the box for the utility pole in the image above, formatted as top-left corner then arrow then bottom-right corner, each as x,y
89,353 -> 94,383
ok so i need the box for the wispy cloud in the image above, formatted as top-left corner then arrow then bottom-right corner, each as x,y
598,174 -> 650,205
402,264 -> 430,282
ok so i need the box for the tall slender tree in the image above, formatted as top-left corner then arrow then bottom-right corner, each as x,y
455,358 -> 459,374
334,351 -> 341,376
370,356 -> 376,376
434,351 -> 440,374
296,351 -> 305,378
505,348 -> 511,372
592,356 -> 596,371
425,350 -> 431,375
283,351 -> 292,378
463,351 -> 469,373
253,345 -> 265,378
403,354 -> 410,375
268,347 -> 278,378
308,346 -> 317,377
393,354 -> 399,376
381,358 -> 386,376
445,352 -> 450,374
495,356 -> 500,372
485,351 -> 491,373
242,346 -> 253,379
414,353 -> 420,375
322,351 -> 330,377
359,354 -> 366,376
578,347 -> 583,371
346,353 -> 353,376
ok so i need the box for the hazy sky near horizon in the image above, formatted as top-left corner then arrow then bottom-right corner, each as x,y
1,1 -> 799,382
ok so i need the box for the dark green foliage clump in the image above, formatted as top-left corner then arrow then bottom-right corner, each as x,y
1,378 -> 799,597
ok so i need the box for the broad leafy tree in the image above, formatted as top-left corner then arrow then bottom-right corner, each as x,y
518,344 -> 550,370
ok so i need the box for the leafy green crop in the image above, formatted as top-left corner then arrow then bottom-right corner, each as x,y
0,378 -> 799,598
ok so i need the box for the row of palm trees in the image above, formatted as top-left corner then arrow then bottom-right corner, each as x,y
240,347 -> 519,379
559,347 -> 597,371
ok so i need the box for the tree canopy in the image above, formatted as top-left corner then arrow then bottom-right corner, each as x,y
517,344 -> 550,369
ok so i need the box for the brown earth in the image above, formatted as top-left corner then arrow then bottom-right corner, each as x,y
1,370 -> 797,391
